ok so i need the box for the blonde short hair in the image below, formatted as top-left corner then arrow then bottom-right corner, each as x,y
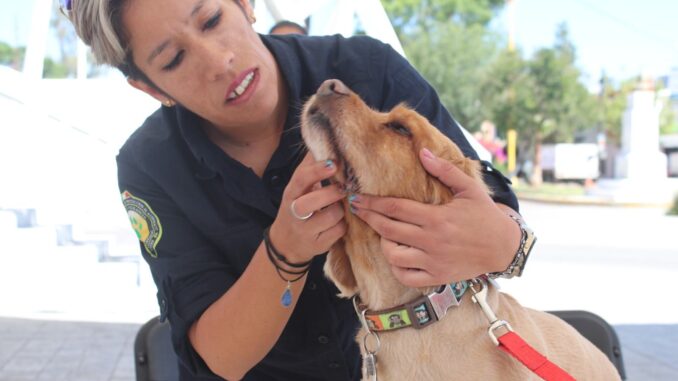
70,0 -> 129,68
69,0 -> 244,82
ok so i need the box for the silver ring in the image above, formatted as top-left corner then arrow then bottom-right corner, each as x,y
290,199 -> 314,220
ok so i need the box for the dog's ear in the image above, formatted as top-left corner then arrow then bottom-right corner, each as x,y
324,240 -> 358,298
424,144 -> 491,201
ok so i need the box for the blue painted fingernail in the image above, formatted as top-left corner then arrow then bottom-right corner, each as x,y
325,159 -> 334,169
348,194 -> 358,202
350,205 -> 358,214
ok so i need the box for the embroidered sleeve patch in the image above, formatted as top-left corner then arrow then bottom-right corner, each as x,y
122,190 -> 162,258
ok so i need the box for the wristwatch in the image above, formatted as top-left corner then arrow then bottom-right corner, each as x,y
489,214 -> 536,279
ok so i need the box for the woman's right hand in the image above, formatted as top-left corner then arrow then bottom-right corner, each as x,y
268,153 -> 347,264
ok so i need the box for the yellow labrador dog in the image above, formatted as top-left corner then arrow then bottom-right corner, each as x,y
301,79 -> 620,381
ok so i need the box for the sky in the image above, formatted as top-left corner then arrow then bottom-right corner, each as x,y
1,0 -> 677,91
496,0 -> 678,90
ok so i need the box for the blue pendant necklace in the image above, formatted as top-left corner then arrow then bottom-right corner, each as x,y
281,281 -> 293,307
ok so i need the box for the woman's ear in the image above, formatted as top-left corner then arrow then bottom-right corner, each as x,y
236,0 -> 256,23
127,78 -> 174,106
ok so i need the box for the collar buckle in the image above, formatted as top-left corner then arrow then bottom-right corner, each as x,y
354,281 -> 469,332
428,283 -> 461,321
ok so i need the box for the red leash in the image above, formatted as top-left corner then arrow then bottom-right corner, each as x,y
470,278 -> 577,381
498,331 -> 576,381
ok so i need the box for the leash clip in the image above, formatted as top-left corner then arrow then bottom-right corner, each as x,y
353,296 -> 380,381
469,278 -> 513,346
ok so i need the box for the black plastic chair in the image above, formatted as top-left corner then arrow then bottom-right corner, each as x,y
134,316 -> 180,381
134,310 -> 626,381
548,310 -> 626,380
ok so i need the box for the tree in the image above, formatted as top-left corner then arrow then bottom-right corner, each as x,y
597,75 -> 633,145
0,41 -> 25,70
382,0 -> 506,131
658,84 -> 678,135
382,0 -> 505,32
48,0 -> 77,78
479,49 -> 534,165
660,105 -> 678,135
482,24 -> 597,184
43,57 -> 70,78
402,22 -> 502,131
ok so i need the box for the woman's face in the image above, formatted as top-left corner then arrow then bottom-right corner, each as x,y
124,0 -> 281,130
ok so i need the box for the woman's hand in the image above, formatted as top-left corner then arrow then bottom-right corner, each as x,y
268,153 -> 347,264
350,148 -> 521,287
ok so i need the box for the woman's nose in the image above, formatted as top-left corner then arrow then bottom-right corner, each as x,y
197,40 -> 233,81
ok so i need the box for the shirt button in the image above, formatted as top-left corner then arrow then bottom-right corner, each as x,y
270,175 -> 282,186
317,335 -> 329,344
308,281 -> 317,290
328,362 -> 340,369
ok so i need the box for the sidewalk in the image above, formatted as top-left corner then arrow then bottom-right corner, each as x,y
0,317 -> 137,381
0,317 -> 676,380
1,198 -> 676,380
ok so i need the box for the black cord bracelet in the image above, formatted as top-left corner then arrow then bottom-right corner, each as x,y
264,243 -> 310,276
263,227 -> 314,268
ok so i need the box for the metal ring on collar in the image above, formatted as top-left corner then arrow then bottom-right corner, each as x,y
290,199 -> 314,220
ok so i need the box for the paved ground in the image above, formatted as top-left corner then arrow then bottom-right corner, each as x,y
0,318 -> 137,381
0,200 -> 676,380
0,317 -> 675,380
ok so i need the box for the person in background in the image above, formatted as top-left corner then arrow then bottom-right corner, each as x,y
269,20 -> 307,35
63,0 -> 529,380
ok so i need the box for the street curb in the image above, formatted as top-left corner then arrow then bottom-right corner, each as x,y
516,193 -> 673,209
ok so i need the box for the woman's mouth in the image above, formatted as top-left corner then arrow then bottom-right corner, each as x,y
226,69 -> 257,104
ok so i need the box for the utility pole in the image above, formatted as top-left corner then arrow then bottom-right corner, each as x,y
507,0 -> 516,52
506,0 -> 518,179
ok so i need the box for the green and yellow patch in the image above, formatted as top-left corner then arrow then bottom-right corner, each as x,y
122,190 -> 162,258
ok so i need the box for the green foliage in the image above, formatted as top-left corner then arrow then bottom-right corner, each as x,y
43,57 -> 70,78
668,193 -> 678,216
386,5 -> 597,174
525,24 -> 596,143
481,24 -> 596,147
659,98 -> 678,135
479,49 -> 534,138
381,0 -> 505,33
402,22 -> 501,131
0,41 -> 25,69
597,76 -> 634,145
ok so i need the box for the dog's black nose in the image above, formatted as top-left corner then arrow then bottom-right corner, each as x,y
317,79 -> 350,97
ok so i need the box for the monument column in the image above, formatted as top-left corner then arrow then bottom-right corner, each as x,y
615,77 -> 668,180
590,76 -> 677,204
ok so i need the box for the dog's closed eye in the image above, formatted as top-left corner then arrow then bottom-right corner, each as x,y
384,121 -> 412,137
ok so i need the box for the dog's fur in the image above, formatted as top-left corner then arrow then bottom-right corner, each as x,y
301,79 -> 620,380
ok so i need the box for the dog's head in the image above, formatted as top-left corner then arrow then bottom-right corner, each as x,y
301,79 -> 487,297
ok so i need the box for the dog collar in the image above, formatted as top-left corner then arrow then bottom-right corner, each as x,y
353,281 -> 469,332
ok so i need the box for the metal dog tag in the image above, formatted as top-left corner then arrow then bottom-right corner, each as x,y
364,352 -> 377,381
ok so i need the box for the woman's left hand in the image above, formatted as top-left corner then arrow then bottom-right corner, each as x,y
350,148 -> 521,287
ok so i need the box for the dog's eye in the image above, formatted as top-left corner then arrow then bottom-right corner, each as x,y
385,122 -> 412,137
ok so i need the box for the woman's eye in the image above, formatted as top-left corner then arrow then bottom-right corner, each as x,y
162,50 -> 185,71
385,122 -> 412,137
202,10 -> 222,31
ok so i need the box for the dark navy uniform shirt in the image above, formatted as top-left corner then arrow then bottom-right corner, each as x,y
117,34 -> 518,381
